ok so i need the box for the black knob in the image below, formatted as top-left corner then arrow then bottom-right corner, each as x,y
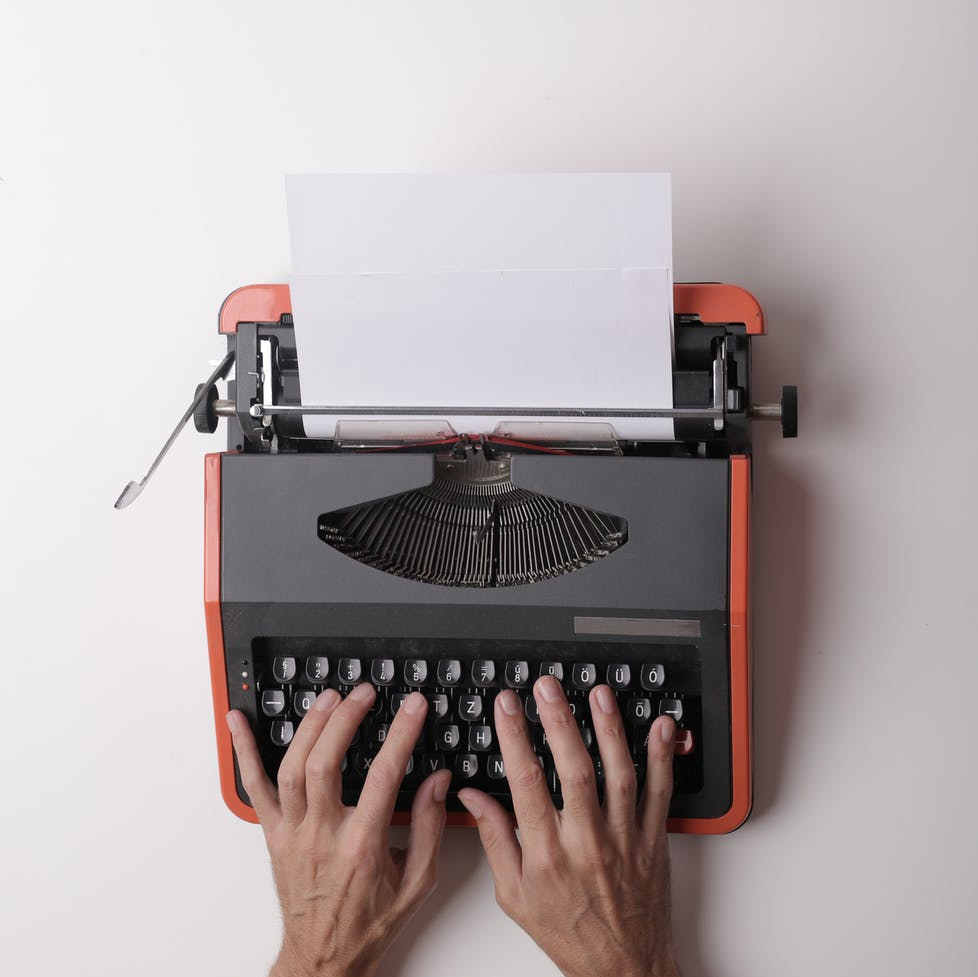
193,383 -> 219,434
781,385 -> 798,438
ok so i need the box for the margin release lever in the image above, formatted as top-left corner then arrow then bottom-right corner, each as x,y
113,350 -> 236,510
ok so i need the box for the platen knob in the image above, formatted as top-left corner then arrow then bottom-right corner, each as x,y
781,385 -> 798,438
193,383 -> 219,434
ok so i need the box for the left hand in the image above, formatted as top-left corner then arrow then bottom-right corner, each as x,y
226,683 -> 452,977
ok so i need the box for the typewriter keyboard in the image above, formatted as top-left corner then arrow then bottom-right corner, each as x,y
250,638 -> 703,810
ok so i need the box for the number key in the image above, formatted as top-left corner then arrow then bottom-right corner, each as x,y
337,658 -> 362,684
504,660 -> 531,688
436,659 -> 462,686
404,659 -> 428,687
305,657 -> 330,683
471,660 -> 496,687
370,659 -> 396,685
272,657 -> 297,683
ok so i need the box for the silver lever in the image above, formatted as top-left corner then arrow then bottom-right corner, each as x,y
114,350 -> 236,509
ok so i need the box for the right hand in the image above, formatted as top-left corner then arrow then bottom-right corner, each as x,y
457,676 -> 681,977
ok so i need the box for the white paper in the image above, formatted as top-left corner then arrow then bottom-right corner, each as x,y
285,173 -> 675,440
287,173 -> 673,274
289,268 -> 673,439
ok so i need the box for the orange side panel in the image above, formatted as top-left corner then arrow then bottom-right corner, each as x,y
674,283 -> 764,335
668,455 -> 752,834
218,282 -> 762,335
205,453 -> 260,823
219,284 -> 292,335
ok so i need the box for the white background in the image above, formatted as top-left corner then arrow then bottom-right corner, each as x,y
1,2 -> 976,976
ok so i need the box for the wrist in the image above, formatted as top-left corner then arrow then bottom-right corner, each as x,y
269,946 -> 378,977
268,950 -> 344,977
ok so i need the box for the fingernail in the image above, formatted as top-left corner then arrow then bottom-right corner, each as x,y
497,690 -> 520,715
349,682 -> 376,703
457,790 -> 482,819
225,711 -> 243,736
660,716 -> 676,742
432,772 -> 450,804
314,688 -> 341,712
594,685 -> 616,715
403,691 -> 426,715
536,675 -> 561,703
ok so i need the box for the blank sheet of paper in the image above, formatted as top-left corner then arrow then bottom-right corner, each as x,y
285,173 -> 674,439
288,267 -> 672,439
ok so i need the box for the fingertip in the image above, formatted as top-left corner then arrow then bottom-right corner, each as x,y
650,715 -> 676,757
225,710 -> 247,738
403,690 -> 427,715
416,768 -> 451,811
495,689 -> 521,717
456,788 -> 484,820
313,687 -> 341,712
431,768 -> 452,805
590,684 -> 618,716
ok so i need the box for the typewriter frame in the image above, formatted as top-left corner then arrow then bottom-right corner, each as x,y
205,282 -> 758,834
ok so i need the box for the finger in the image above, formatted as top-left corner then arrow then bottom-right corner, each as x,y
534,676 -> 602,828
493,689 -> 557,844
352,691 -> 428,832
638,715 -> 676,839
398,769 -> 452,910
226,710 -> 280,827
303,681 -> 378,822
589,684 -> 638,839
275,688 -> 342,824
457,788 -> 523,914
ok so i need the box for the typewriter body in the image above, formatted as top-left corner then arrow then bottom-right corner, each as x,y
196,281 -> 795,835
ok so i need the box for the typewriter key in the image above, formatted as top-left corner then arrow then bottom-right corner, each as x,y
261,690 -> 286,717
305,657 -> 330,683
436,659 -> 461,686
571,663 -> 597,690
504,660 -> 531,688
270,721 -> 294,747
272,657 -> 297,683
293,690 -> 317,717
640,664 -> 666,690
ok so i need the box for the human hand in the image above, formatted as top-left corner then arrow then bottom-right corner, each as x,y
226,684 -> 452,977
457,676 -> 681,977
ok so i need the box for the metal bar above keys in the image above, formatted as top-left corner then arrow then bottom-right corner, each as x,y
250,403 -> 727,420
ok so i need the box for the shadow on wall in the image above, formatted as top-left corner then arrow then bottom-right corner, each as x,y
669,284 -> 840,977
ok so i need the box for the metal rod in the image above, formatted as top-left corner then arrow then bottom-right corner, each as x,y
250,403 -> 725,420
750,404 -> 783,419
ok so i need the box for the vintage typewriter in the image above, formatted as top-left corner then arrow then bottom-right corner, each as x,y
118,281 -> 795,834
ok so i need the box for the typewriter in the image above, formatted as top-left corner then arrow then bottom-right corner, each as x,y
118,281 -> 795,834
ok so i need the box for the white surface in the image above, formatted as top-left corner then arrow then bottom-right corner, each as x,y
289,267 -> 675,439
1,2 -> 976,977
287,173 -> 674,439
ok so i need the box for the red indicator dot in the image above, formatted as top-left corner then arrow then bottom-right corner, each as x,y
241,683 -> 250,691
